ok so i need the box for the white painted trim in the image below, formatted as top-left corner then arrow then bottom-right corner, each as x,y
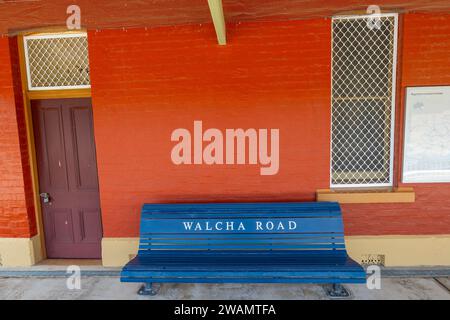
389,14 -> 399,187
330,183 -> 393,189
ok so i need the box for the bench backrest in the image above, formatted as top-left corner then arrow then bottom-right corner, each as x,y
138,202 -> 347,255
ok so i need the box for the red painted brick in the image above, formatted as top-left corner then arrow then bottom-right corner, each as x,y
2,13 -> 450,240
342,13 -> 450,235
0,37 -> 36,238
89,14 -> 450,238
89,20 -> 332,237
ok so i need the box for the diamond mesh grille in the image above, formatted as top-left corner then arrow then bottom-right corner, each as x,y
24,34 -> 90,90
331,15 -> 397,186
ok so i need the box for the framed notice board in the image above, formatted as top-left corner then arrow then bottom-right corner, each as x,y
403,86 -> 450,183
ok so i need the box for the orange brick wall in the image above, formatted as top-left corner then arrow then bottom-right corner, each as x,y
341,13 -> 450,235
89,14 -> 450,238
88,19 -> 332,237
0,37 -> 36,238
1,13 -> 449,240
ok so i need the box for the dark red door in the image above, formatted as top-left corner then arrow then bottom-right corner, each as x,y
32,98 -> 102,258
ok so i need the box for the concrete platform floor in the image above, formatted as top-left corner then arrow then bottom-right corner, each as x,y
0,276 -> 449,300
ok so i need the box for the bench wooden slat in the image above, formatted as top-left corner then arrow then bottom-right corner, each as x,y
141,212 -> 341,218
142,202 -> 341,214
121,277 -> 366,284
127,251 -> 352,263
140,237 -> 344,245
140,217 -> 343,234
122,271 -> 366,279
140,245 -> 346,250
140,232 -> 344,241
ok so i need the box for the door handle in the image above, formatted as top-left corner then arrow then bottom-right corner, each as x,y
40,192 -> 50,203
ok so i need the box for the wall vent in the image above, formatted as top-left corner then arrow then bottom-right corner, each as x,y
360,254 -> 385,266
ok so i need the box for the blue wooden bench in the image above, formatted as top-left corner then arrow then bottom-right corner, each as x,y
120,202 -> 366,296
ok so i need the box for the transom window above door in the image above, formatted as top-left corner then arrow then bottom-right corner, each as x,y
23,32 -> 90,90
330,14 -> 398,188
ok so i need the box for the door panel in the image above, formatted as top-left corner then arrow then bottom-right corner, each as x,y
40,107 -> 68,190
70,107 -> 99,190
77,209 -> 103,242
50,209 -> 75,243
32,98 -> 102,258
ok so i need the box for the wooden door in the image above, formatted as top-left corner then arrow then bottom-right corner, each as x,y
32,98 -> 102,258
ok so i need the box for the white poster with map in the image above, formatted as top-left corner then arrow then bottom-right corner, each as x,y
403,86 -> 450,183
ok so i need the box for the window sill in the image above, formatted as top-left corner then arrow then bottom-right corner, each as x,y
316,187 -> 415,204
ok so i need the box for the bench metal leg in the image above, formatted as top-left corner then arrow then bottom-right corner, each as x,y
324,283 -> 351,298
138,283 -> 160,296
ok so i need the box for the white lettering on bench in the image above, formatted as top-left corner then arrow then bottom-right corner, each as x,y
171,120 -> 279,175
182,220 -> 298,231
183,221 -> 194,230
289,221 -> 297,230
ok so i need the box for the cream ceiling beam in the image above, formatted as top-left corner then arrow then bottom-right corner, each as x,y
207,0 -> 226,45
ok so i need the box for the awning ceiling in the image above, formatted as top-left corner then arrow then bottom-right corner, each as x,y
1,0 -> 450,35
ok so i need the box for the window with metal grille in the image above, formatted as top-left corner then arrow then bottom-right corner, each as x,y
24,33 -> 90,90
331,14 -> 398,187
